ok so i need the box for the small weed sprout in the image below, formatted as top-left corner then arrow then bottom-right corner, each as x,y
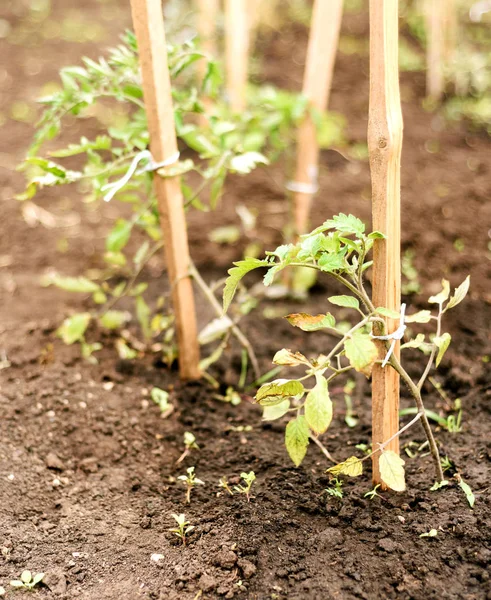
364,484 -> 382,500
169,513 -> 194,546
176,432 -> 199,464
234,471 -> 256,502
218,476 -> 234,496
10,570 -> 45,590
325,478 -> 344,499
178,466 -> 205,504
151,387 -> 173,418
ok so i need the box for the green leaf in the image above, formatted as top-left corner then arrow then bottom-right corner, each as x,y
272,349 -> 310,367
327,456 -> 363,477
10,581 -> 25,588
375,307 -> 400,319
106,219 -> 132,253
285,415 -> 309,467
323,213 -> 365,237
223,258 -> 269,313
262,400 -> 290,421
57,313 -> 91,345
368,231 -> 386,240
285,313 -> 336,331
229,151 -> 268,174
318,252 -> 346,272
419,529 -> 438,538
151,387 -> 170,411
209,225 -> 241,244
135,295 -> 151,340
445,275 -> 470,312
430,480 -> 449,491
458,477 -> 475,508
405,310 -> 432,323
401,333 -> 426,350
429,279 -> 450,304
345,331 -> 378,377
434,332 -> 451,366
198,316 -> 233,345
255,379 -> 305,407
304,374 -> 332,435
31,573 -> 45,585
20,571 -> 32,584
99,310 -> 129,330
379,450 -> 406,492
328,295 -> 359,310
47,275 -> 99,293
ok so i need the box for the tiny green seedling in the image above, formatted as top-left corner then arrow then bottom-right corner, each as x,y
419,528 -> 438,538
178,466 -> 205,504
10,570 -> 45,590
234,471 -> 256,502
364,484 -> 382,500
169,513 -> 194,546
325,477 -> 344,499
151,387 -> 173,417
441,455 -> 455,473
176,431 -> 199,464
218,476 -> 234,496
430,480 -> 450,491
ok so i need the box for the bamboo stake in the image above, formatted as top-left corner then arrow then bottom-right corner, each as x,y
224,0 -> 250,112
196,0 -> 218,123
367,0 -> 403,486
425,0 -> 445,101
130,0 -> 201,380
292,0 -> 343,235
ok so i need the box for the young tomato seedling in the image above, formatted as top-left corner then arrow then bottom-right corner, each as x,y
169,513 -> 194,546
176,432 -> 199,465
218,476 -> 234,496
10,570 -> 44,590
234,471 -> 256,501
223,213 -> 470,491
178,466 -> 205,504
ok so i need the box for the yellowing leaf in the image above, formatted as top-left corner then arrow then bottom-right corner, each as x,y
285,416 -> 309,467
304,374 -> 332,435
434,332 -> 451,366
379,450 -> 406,492
255,379 -> 305,407
56,313 -> 91,345
327,456 -> 363,477
262,400 -> 290,421
285,313 -> 336,331
445,275 -> 470,312
429,279 -> 450,304
99,310 -> 130,330
345,331 -> 378,377
273,349 -> 310,367
405,310 -> 432,323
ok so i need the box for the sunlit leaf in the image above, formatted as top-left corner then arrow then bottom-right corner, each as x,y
304,374 -> 332,435
401,333 -> 425,350
198,316 -> 233,345
46,275 -> 99,293
285,415 -> 309,467
434,332 -> 451,366
445,275 -> 470,312
429,279 -> 450,304
99,310 -> 129,330
262,400 -> 290,421
229,151 -> 268,174
255,379 -> 305,407
345,331 -> 378,377
375,307 -> 400,319
56,313 -> 91,345
379,450 -> 406,492
328,295 -> 359,310
327,456 -> 363,477
272,349 -> 310,367
405,310 -> 432,323
458,477 -> 475,508
135,295 -> 151,340
223,258 -> 269,313
106,219 -> 132,253
285,313 -> 336,331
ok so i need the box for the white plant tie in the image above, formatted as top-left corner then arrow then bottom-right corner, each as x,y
470,0 -> 491,21
286,164 -> 319,195
102,150 -> 180,202
371,303 -> 407,368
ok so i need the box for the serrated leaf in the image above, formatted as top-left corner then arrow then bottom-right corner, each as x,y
323,213 -> 365,236
106,219 -> 132,253
229,151 -> 268,174
273,349 -> 310,367
318,252 -> 346,272
458,477 -> 475,508
405,310 -> 432,323
379,450 -> 406,492
328,295 -> 359,310
255,379 -> 305,406
375,307 -> 400,319
327,456 -> 363,477
304,374 -> 332,435
262,400 -> 290,421
99,310 -> 129,330
48,275 -> 99,293
285,415 -> 309,466
263,263 -> 286,286
345,331 -> 378,377
57,313 -> 91,345
223,258 -> 269,313
401,333 -> 426,350
285,313 -> 336,331
445,275 -> 470,312
429,279 -> 450,304
434,332 -> 451,366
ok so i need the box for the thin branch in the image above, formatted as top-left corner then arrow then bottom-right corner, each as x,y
310,434 -> 337,463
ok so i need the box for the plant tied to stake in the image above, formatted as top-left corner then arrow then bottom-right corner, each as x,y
223,212 -> 470,491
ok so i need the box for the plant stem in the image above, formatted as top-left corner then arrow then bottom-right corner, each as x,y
310,434 -> 337,463
189,262 -> 260,380
417,305 -> 442,390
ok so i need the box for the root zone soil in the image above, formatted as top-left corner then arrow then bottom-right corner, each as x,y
1,2 -> 490,599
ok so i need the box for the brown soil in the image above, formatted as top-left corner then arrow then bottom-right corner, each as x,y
1,2 -> 490,599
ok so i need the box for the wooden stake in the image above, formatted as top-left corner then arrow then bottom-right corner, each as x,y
368,0 -> 403,486
293,0 -> 343,235
224,0 -> 250,112
425,0 -> 445,101
196,0 -> 219,124
130,0 -> 201,380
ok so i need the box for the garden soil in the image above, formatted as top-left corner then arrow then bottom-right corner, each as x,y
0,1 -> 490,599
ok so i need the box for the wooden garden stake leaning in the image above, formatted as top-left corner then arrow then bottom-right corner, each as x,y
367,0 -> 403,486
425,0 -> 445,101
225,0 -> 250,112
130,0 -> 201,380
196,0 -> 218,123
292,0 -> 343,235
